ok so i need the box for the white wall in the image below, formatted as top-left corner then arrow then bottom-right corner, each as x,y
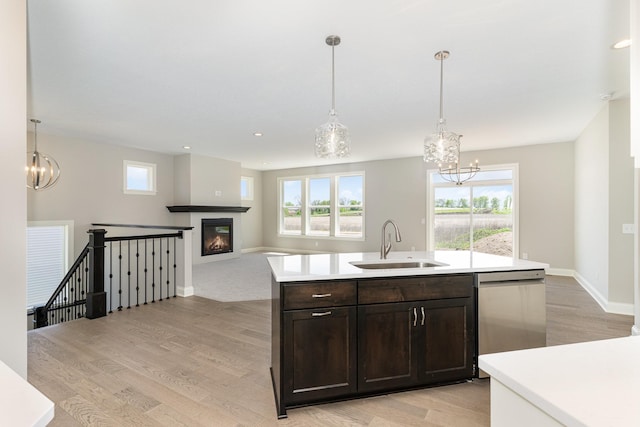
172,154 -> 243,263
608,99 -> 634,308
0,0 -> 27,377
27,134 -> 176,256
241,168 -> 263,251
468,142 -> 575,270
574,99 -> 635,313
261,142 -> 575,271
262,158 -> 429,255
575,104 -> 610,301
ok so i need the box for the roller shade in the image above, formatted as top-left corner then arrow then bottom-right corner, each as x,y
27,226 -> 66,308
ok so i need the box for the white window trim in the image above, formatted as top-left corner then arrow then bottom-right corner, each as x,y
278,172 -> 365,240
123,160 -> 157,195
426,163 -> 519,257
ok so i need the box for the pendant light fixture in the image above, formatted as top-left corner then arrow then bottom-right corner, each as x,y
315,35 -> 351,158
437,136 -> 480,185
26,119 -> 61,190
423,50 -> 479,185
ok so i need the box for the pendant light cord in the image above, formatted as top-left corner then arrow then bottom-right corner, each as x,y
438,53 -> 444,122
331,44 -> 336,113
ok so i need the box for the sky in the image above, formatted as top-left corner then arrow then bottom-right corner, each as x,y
282,176 -> 363,205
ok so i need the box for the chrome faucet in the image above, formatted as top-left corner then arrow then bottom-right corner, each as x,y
380,219 -> 402,259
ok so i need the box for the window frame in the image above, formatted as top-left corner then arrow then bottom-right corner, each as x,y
426,163 -> 519,257
241,176 -> 254,201
278,172 -> 365,240
123,160 -> 157,195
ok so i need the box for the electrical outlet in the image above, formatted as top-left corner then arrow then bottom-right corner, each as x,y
214,190 -> 222,197
522,252 -> 528,260
622,224 -> 635,234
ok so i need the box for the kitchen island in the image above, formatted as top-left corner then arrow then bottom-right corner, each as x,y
268,251 -> 548,418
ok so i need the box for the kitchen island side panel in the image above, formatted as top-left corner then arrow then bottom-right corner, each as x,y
270,274 -> 285,418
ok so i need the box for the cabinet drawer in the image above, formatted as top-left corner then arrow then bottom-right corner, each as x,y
358,274 -> 472,304
283,281 -> 357,310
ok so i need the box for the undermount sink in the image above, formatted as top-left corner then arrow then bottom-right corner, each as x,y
350,260 -> 448,269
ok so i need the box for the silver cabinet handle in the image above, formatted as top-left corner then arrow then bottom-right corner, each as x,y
413,307 -> 417,327
312,293 -> 332,298
311,311 -> 332,317
421,307 -> 425,326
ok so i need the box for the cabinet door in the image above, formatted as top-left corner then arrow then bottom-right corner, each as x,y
358,302 -> 418,393
283,306 -> 357,404
418,297 -> 474,384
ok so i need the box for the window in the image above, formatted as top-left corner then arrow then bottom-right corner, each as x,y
427,165 -> 517,257
279,173 -> 364,239
26,221 -> 73,309
123,160 -> 156,195
241,176 -> 254,201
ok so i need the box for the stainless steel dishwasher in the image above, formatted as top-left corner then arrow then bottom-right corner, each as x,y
476,269 -> 546,378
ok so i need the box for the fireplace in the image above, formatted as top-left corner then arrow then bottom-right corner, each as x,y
201,218 -> 233,256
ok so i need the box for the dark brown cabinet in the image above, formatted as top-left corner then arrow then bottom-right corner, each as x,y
271,273 -> 475,418
357,274 -> 474,391
358,301 -> 418,392
282,306 -> 357,404
419,298 -> 474,383
272,279 -> 358,418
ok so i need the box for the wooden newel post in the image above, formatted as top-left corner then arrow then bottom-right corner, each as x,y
86,229 -> 107,319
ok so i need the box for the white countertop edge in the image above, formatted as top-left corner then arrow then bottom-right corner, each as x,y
268,251 -> 548,282
480,351 -> 577,426
479,336 -> 640,427
0,360 -> 54,427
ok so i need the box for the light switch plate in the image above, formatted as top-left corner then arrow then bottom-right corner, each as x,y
622,224 -> 635,234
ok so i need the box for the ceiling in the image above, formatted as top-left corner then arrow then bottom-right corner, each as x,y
27,0 -> 630,171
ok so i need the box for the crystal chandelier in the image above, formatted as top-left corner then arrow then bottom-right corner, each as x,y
315,35 -> 351,158
423,50 -> 479,185
26,119 -> 61,190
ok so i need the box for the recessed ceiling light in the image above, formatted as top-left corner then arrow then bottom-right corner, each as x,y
182,145 -> 191,150
600,93 -> 613,101
612,39 -> 631,49
253,132 -> 263,137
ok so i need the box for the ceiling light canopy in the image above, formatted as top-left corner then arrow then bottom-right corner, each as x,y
423,50 -> 479,185
26,119 -> 61,190
315,35 -> 351,159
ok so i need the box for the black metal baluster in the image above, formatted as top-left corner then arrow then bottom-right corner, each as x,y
127,240 -> 131,309
172,236 -> 177,298
135,239 -> 140,307
108,242 -> 113,313
159,238 -> 163,301
144,239 -> 148,305
83,256 -> 88,318
75,271 -> 80,320
152,239 -> 156,303
118,241 -> 123,311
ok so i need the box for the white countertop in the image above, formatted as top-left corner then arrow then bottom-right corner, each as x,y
0,360 -> 54,427
267,250 -> 548,282
479,336 -> 640,426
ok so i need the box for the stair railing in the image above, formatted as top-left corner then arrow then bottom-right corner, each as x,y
34,224 -> 193,328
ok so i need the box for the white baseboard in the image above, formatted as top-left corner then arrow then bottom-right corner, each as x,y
176,285 -> 194,297
573,272 -> 634,316
545,268 -> 574,277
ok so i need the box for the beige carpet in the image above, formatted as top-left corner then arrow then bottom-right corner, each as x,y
192,252 -> 286,302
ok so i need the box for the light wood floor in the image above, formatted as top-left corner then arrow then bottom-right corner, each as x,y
28,275 -> 632,427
